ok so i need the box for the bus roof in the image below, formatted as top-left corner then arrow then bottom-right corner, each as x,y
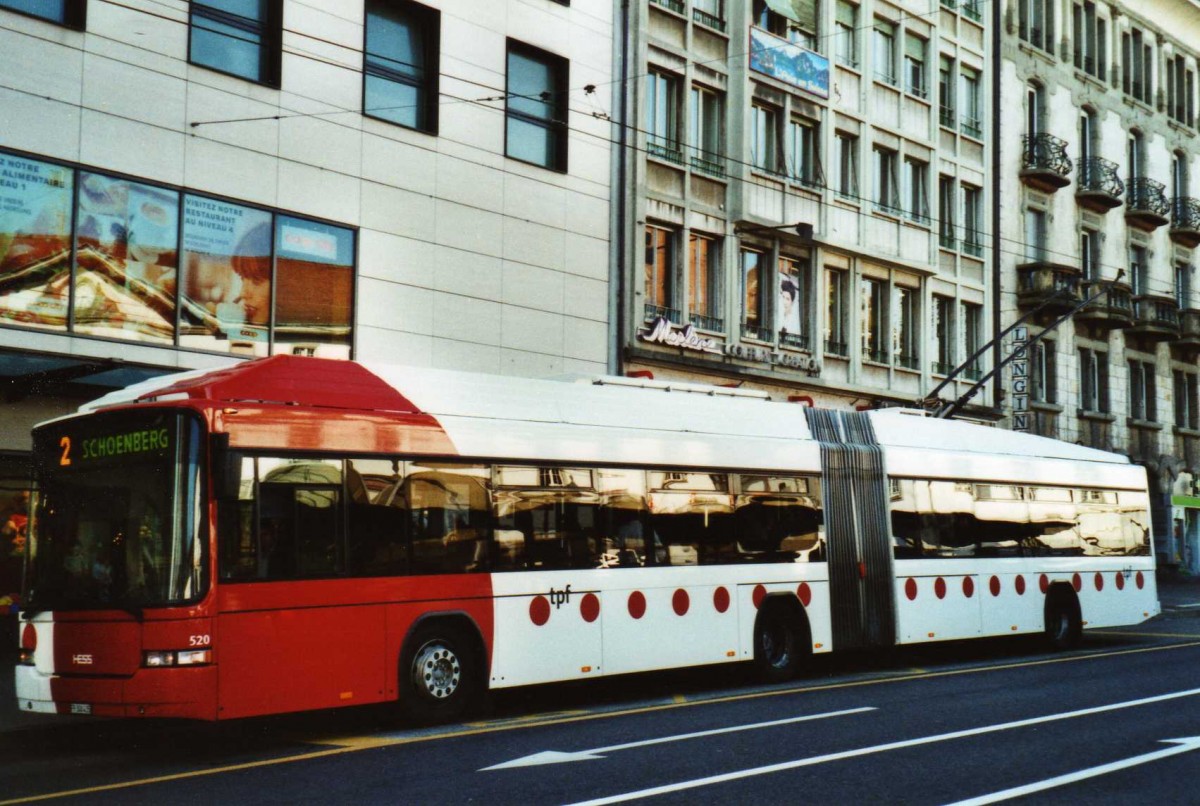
75,355 -> 1130,470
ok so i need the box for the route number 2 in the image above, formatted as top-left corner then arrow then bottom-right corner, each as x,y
59,436 -> 72,466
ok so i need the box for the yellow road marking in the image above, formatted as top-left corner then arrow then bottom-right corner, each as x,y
7,638 -> 1200,805
1094,629 -> 1200,639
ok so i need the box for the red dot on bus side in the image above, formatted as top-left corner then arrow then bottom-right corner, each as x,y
580,593 -> 600,623
1017,575 -> 1028,595
1136,571 -> 1145,589
797,582 -> 812,607
713,586 -> 730,613
628,591 -> 647,619
963,577 -> 975,598
21,623 -> 36,651
672,588 -> 690,616
529,596 -> 551,626
1072,573 -> 1082,592
989,576 -> 1001,597
1038,574 -> 1049,594
752,584 -> 767,609
905,578 -> 918,600
1116,572 -> 1126,590
1094,572 -> 1104,592
934,577 -> 947,599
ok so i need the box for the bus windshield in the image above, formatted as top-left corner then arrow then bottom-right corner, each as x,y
24,410 -> 206,613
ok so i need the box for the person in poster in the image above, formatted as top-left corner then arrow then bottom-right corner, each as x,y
779,270 -> 803,335
180,196 -> 272,354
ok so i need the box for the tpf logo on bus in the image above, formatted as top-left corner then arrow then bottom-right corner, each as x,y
548,585 -> 572,609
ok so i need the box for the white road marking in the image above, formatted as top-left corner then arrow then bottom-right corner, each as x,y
564,687 -> 1200,805
946,737 -> 1200,806
480,707 -> 876,770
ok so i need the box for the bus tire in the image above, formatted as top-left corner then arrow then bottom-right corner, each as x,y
1044,588 -> 1082,651
398,620 -> 482,724
753,600 -> 809,683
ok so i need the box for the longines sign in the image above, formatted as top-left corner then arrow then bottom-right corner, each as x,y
638,317 -> 821,375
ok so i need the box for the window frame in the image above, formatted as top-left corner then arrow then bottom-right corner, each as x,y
505,40 -> 570,172
362,0 -> 441,134
188,0 -> 283,87
0,0 -> 85,28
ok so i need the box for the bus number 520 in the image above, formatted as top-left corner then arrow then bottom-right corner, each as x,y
189,635 -> 211,647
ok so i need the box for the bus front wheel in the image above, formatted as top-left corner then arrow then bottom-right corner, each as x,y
753,602 -> 806,683
399,621 -> 481,724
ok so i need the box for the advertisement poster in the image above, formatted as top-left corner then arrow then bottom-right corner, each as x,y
179,195 -> 273,355
73,173 -> 179,344
273,216 -> 354,358
0,154 -> 74,331
749,27 -> 830,99
779,268 -> 803,335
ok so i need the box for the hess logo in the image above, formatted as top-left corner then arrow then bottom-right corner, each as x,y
71,654 -> 93,665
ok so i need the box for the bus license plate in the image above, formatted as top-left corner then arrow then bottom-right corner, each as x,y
70,703 -> 92,715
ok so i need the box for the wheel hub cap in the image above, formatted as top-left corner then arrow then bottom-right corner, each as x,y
414,642 -> 461,701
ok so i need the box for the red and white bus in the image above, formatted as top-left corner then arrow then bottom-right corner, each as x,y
16,356 -> 1159,722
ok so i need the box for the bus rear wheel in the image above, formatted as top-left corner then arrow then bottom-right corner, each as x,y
399,622 -> 481,724
753,603 -> 806,683
1044,591 -> 1082,651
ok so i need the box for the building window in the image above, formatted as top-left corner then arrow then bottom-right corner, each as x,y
1031,340 -> 1056,404
835,1 -> 859,68
1177,261 -> 1193,310
1018,0 -> 1054,53
861,277 -> 886,363
1129,244 -> 1148,296
1024,208 -> 1047,262
751,104 -> 781,174
962,301 -> 982,379
189,0 -> 282,85
1072,1 -> 1105,80
835,132 -> 858,199
873,19 -> 897,85
688,233 -> 721,331
693,0 -> 723,28
938,56 -> 955,128
1122,27 -> 1154,104
1080,229 -> 1099,281
778,254 -> 808,348
825,268 -> 848,356
938,176 -> 956,249
788,117 -> 822,188
741,248 -> 768,340
958,65 -> 981,138
1129,359 -> 1157,422
506,42 -> 569,171
752,0 -> 817,48
894,285 -> 919,370
644,225 -> 677,320
1175,370 -> 1200,430
646,70 -> 681,162
903,32 -> 927,98
873,147 -> 900,215
1079,348 -> 1109,413
1128,130 -> 1145,182
0,0 -> 85,27
689,85 -> 725,176
932,295 -> 954,375
904,157 -> 930,224
364,0 -> 439,133
962,184 -> 982,256
1173,151 -> 1189,199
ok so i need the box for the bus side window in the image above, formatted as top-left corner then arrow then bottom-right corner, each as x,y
406,464 -> 490,574
345,458 -> 409,577
648,472 -> 734,566
595,469 -> 648,568
217,456 -> 258,581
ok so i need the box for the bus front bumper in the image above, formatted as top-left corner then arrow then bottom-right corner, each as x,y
15,663 -> 218,720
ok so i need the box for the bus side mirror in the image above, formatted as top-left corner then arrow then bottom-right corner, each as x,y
211,434 -> 243,502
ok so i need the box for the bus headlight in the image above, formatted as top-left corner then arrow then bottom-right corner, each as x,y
143,649 -> 211,667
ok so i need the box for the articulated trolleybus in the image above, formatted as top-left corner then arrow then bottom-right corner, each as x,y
17,356 -> 1158,722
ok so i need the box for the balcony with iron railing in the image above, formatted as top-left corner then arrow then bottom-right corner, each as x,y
647,138 -> 684,165
741,321 -> 772,342
962,361 -> 983,382
1020,133 -> 1072,192
644,303 -> 681,324
1128,293 -> 1180,341
690,312 -> 724,332
939,106 -> 956,129
1076,157 -> 1124,213
780,330 -> 809,350
692,7 -> 725,31
962,1 -> 982,21
863,347 -> 889,365
1173,308 -> 1200,356
649,0 -> 685,14
1016,261 -> 1082,313
1170,197 -> 1200,248
689,147 -> 726,179
1075,280 -> 1133,331
824,339 -> 848,357
1125,177 -> 1171,231
932,360 -> 955,376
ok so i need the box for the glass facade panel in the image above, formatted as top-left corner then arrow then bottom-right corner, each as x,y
273,216 -> 354,358
0,154 -> 74,332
